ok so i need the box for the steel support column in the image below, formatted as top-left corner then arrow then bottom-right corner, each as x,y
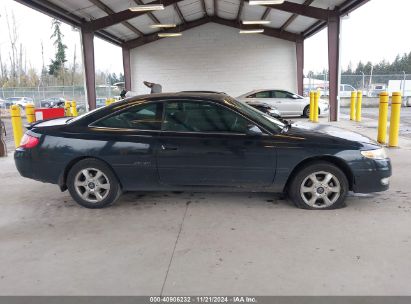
327,15 -> 341,121
122,47 -> 132,91
80,28 -> 96,110
296,38 -> 304,96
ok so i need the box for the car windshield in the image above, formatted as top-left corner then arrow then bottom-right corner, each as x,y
226,96 -> 285,133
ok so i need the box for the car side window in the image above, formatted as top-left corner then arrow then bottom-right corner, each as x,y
163,100 -> 250,133
95,102 -> 163,130
272,91 -> 291,98
247,91 -> 271,98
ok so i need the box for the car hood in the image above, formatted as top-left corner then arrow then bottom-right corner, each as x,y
281,122 -> 380,149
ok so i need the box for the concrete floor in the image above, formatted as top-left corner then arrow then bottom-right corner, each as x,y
1,117 -> 411,295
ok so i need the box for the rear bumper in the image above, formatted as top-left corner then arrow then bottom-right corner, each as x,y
14,148 -> 62,185
352,158 -> 392,193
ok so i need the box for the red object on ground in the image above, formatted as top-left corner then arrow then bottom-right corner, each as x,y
34,108 -> 65,121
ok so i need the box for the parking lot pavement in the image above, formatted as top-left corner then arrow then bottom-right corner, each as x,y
340,107 -> 411,139
1,123 -> 411,295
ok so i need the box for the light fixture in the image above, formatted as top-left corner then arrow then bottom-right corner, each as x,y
249,0 -> 284,5
239,29 -> 264,34
158,32 -> 182,38
242,20 -> 271,25
150,24 -> 177,28
129,4 -> 164,12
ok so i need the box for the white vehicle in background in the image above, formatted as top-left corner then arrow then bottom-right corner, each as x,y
317,84 -> 356,98
237,89 -> 329,117
388,80 -> 411,106
5,97 -> 34,109
338,84 -> 356,98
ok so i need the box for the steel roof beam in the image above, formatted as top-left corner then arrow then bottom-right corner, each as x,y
280,0 -> 314,31
134,0 -> 161,24
261,8 -> 271,20
302,20 -> 326,38
83,0 -> 183,32
124,17 -> 211,49
201,0 -> 208,16
211,17 -> 300,42
88,0 -> 144,36
237,0 -> 245,22
246,0 -> 337,21
174,3 -> 187,24
337,0 -> 370,16
124,16 -> 301,49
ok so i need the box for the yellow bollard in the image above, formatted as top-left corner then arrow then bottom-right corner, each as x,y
64,101 -> 72,117
71,101 -> 78,117
350,91 -> 357,121
309,91 -> 314,121
377,92 -> 389,144
25,103 -> 36,124
11,105 -> 24,148
313,91 -> 319,123
105,98 -> 112,106
389,92 -> 402,147
355,90 -> 362,122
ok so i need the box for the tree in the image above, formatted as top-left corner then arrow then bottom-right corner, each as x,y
49,19 -> 67,83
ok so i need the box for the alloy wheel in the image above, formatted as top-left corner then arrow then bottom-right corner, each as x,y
300,171 -> 341,209
74,168 -> 110,203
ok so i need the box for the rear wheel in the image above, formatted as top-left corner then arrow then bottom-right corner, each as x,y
67,158 -> 121,208
288,161 -> 348,210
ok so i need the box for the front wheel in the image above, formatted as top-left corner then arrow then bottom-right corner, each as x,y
67,158 -> 122,208
288,161 -> 348,210
303,105 -> 320,118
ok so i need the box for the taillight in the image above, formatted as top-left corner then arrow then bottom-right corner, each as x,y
19,134 -> 40,149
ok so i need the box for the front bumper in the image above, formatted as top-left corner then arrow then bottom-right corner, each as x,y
352,158 -> 392,193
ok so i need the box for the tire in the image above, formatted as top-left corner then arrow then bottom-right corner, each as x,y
303,105 -> 320,118
67,158 -> 122,208
303,105 -> 310,118
288,161 -> 348,210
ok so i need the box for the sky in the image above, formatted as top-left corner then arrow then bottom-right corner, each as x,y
1,0 -> 411,75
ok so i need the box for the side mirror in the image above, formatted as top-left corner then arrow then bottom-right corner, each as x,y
292,94 -> 299,99
246,124 -> 263,136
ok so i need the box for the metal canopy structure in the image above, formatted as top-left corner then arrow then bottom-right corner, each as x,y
15,0 -> 369,121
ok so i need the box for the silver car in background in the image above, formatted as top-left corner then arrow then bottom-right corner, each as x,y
237,89 -> 329,118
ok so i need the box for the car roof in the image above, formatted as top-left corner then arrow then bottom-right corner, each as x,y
120,92 -> 229,104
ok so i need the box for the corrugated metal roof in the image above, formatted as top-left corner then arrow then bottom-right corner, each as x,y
15,0 -> 368,46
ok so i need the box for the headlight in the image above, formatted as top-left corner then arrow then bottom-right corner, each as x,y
361,148 -> 388,160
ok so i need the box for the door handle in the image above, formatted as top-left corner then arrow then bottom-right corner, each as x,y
161,144 -> 178,151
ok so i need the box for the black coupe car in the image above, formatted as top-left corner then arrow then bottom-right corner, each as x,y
15,92 -> 391,209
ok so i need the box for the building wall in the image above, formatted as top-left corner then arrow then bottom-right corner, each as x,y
130,22 -> 297,97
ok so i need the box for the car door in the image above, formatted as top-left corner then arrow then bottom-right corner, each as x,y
272,90 -> 305,115
89,102 -> 163,190
156,99 -> 276,188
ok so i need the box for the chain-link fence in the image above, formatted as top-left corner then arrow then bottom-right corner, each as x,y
0,85 -> 122,108
305,73 -> 411,100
